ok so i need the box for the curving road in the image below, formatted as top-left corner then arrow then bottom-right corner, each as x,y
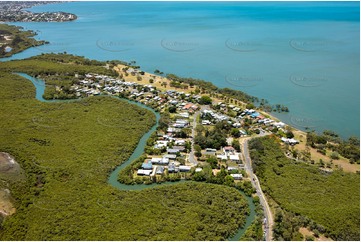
241,134 -> 274,241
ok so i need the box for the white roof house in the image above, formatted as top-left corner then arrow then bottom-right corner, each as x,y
227,166 -> 238,172
233,122 -> 241,128
155,140 -> 168,147
230,154 -> 240,162
151,157 -> 169,165
175,139 -> 186,146
230,174 -> 243,180
281,137 -> 299,145
202,120 -> 212,125
179,165 -> 191,172
205,148 -> 217,156
217,154 -> 228,160
137,169 -> 152,176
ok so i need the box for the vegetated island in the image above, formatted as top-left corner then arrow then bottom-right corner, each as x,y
0,53 -> 359,241
0,1 -> 77,22
0,23 -> 46,57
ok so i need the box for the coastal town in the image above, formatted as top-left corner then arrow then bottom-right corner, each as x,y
59,68 -> 299,185
55,67 -> 306,240
0,0 -> 359,240
2,50 -> 357,240
0,1 -> 77,22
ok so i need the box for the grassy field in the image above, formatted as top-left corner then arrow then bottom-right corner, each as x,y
249,136 -> 360,240
0,56 -> 250,240
292,130 -> 360,173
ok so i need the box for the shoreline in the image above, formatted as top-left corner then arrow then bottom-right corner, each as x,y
113,63 -> 359,173
115,64 -> 288,126
0,19 -> 358,172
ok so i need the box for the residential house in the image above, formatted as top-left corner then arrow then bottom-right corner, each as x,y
151,157 -> 169,165
230,154 -> 240,163
204,148 -> 217,156
223,146 -> 235,156
168,162 -> 178,173
175,139 -> 186,146
227,166 -> 238,172
174,146 -> 186,152
156,166 -> 165,175
163,154 -> 177,161
179,165 -> 191,172
230,174 -> 243,180
141,160 -> 153,170
137,169 -> 152,176
167,148 -> 180,154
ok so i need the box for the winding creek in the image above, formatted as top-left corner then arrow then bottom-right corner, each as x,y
16,72 -> 256,240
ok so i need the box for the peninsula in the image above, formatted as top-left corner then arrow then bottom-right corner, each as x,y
0,7 -> 359,239
0,1 -> 77,22
0,53 -> 358,241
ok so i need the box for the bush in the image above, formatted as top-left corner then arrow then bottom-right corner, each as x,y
330,152 -> 339,160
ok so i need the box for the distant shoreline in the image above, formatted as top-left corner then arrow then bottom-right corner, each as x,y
0,1 -> 77,22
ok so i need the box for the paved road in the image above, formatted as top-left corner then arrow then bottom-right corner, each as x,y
188,109 -> 201,165
241,134 -> 274,241
188,106 -> 209,166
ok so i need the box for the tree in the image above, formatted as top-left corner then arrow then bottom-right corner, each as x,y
224,175 -> 235,186
159,112 -> 171,131
194,144 -> 202,158
286,131 -> 294,139
206,156 -> 218,169
199,95 -> 212,105
230,128 -> 241,138
168,106 -> 177,113
232,139 -> 241,152
330,152 -> 339,160
246,103 -> 255,109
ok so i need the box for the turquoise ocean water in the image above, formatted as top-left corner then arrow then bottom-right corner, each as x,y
4,1 -> 360,138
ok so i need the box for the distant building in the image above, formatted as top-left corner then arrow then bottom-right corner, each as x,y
230,174 -> 243,180
281,137 -> 299,145
223,146 -> 235,155
141,160 -> 153,170
175,139 -> 186,146
163,154 -> 177,160
167,148 -> 180,154
195,167 -> 203,172
151,157 -> 169,165
179,165 -> 191,172
156,166 -> 165,175
204,148 -> 217,156
227,166 -> 238,172
217,154 -> 228,160
168,163 -> 179,173
137,169 -> 152,176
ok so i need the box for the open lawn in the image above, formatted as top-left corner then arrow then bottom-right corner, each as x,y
293,130 -> 359,173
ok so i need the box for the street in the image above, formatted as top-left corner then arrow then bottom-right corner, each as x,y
241,134 -> 274,241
